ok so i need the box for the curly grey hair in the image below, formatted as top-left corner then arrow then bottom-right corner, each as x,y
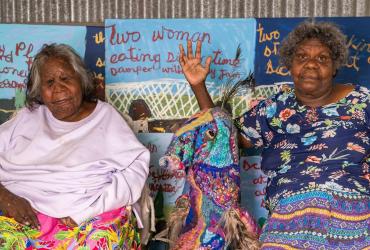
279,21 -> 348,71
26,43 -> 95,109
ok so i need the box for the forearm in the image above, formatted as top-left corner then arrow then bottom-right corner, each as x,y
0,183 -> 14,204
0,182 -> 39,228
191,83 -> 215,110
0,183 -> 23,211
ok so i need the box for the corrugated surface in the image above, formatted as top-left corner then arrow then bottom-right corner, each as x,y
1,0 -> 369,24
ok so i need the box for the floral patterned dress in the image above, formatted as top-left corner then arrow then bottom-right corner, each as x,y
0,206 -> 140,250
236,85 -> 370,249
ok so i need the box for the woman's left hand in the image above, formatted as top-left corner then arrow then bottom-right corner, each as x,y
60,216 -> 78,228
179,40 -> 212,87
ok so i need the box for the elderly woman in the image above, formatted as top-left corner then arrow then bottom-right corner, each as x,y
0,44 -> 149,249
179,21 -> 369,249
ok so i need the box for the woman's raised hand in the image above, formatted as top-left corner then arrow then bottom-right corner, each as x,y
179,40 -> 212,87
179,40 -> 215,110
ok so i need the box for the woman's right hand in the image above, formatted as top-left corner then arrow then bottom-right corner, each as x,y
179,40 -> 215,110
179,40 -> 212,87
0,188 -> 39,230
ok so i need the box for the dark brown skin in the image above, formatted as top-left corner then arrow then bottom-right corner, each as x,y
60,217 -> 78,227
40,57 -> 96,122
290,39 -> 353,107
179,40 -> 214,111
0,184 -> 40,229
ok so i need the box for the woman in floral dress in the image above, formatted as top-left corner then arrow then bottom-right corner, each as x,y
179,21 -> 369,249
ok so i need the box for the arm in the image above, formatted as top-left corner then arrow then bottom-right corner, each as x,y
180,40 -> 256,148
0,183 -> 39,229
179,40 -> 214,110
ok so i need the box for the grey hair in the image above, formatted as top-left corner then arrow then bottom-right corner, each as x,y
279,21 -> 348,71
26,43 -> 95,109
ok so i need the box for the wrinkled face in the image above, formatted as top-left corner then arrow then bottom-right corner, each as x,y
290,39 -> 335,98
40,57 -> 84,122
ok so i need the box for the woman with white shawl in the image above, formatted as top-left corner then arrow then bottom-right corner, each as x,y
0,44 -> 149,249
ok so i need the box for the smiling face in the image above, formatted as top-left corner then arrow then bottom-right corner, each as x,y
40,57 -> 85,122
290,39 -> 335,102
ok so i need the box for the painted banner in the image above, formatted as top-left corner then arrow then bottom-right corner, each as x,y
85,26 -> 106,100
240,155 -> 268,228
104,19 -> 256,133
136,133 -> 183,219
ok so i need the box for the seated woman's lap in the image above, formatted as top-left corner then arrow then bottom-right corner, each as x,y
0,206 -> 141,250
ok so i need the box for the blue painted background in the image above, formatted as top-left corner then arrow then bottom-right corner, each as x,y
254,17 -> 370,87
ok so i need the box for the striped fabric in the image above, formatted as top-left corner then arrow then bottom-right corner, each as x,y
260,187 -> 370,249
